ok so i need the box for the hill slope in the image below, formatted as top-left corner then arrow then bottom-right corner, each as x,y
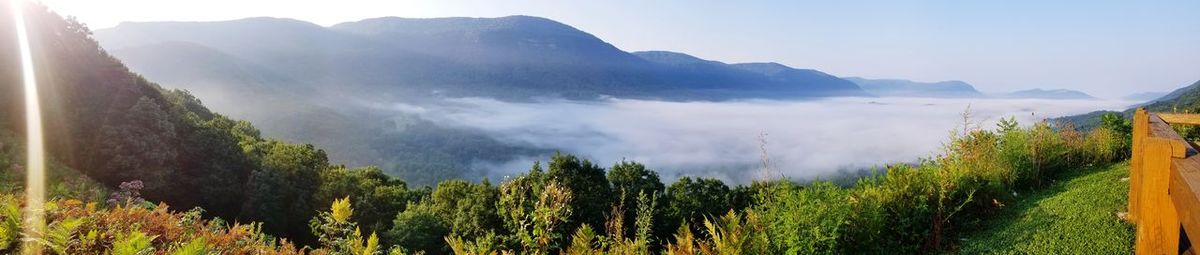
0,3 -> 421,242
1142,80 -> 1200,110
1060,80 -> 1199,130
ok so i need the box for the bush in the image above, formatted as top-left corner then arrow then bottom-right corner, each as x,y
756,181 -> 851,254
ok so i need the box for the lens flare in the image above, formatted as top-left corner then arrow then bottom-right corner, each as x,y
9,0 -> 45,253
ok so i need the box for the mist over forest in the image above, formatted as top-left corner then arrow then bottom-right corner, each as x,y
373,97 -> 1131,183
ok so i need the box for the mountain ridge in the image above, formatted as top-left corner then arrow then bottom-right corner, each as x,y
843,77 -> 985,98
95,15 -> 870,101
1004,88 -> 1096,100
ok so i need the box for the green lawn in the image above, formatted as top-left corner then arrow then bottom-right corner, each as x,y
957,162 -> 1135,254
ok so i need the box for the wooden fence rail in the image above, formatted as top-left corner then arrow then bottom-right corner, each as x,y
1131,108 -> 1200,254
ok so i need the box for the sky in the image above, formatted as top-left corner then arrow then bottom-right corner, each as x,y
37,0 -> 1200,98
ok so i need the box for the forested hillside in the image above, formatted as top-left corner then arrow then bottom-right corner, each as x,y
0,2 -> 414,244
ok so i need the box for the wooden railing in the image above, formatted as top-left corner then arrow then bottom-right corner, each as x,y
1131,108 -> 1200,254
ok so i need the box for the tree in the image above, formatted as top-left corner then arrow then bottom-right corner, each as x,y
425,179 -> 502,240
544,153 -> 612,236
315,166 -> 411,236
665,177 -> 731,236
241,141 -> 329,242
484,165 -> 574,254
170,111 -> 255,219
1099,112 -> 1133,157
606,160 -> 666,240
96,97 -> 179,195
608,160 -> 665,199
387,203 -> 451,254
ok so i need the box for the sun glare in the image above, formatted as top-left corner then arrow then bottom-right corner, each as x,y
10,0 -> 46,253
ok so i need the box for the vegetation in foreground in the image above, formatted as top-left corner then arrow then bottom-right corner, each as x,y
0,110 -> 1135,254
959,162 -> 1134,254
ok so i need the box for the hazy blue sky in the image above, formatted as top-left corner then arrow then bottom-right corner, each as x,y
42,0 -> 1200,98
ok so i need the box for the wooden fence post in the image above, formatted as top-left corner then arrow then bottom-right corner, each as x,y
1136,136 -> 1185,255
1132,108 -> 1148,221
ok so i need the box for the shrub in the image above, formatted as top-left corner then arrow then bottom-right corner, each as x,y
756,181 -> 851,254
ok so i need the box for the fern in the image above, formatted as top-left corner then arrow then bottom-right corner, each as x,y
0,195 -> 21,251
112,231 -> 156,255
36,217 -> 85,254
362,232 -> 380,255
167,237 -> 209,255
564,225 -> 597,255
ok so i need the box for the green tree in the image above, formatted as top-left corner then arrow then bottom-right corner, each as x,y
665,177 -> 731,237
544,153 -> 612,236
388,203 -> 451,254
96,96 -> 179,194
606,160 -> 666,241
1099,112 -> 1133,157
315,165 -> 411,236
425,179 -> 502,239
488,166 -> 574,254
608,160 -> 665,197
241,141 -> 329,241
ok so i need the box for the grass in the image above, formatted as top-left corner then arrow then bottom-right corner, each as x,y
957,162 -> 1134,254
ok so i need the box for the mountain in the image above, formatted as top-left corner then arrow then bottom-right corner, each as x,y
92,16 -> 871,183
97,16 -> 867,101
731,62 -> 868,96
1004,89 -> 1095,100
630,51 -> 868,97
1123,91 -> 1169,102
842,77 -> 985,98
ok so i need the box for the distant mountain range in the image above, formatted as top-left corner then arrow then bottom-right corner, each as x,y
96,15 -> 1100,103
1123,91 -> 1169,102
92,15 -> 1104,183
844,77 -> 1098,100
96,16 -> 868,101
843,77 -> 985,98
1002,89 -> 1096,100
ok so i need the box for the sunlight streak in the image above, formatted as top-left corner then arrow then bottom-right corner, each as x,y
10,0 -> 45,253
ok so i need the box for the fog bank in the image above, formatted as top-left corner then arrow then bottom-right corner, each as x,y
386,97 -> 1131,183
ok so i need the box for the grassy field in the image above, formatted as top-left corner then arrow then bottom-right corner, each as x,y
957,162 -> 1134,254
